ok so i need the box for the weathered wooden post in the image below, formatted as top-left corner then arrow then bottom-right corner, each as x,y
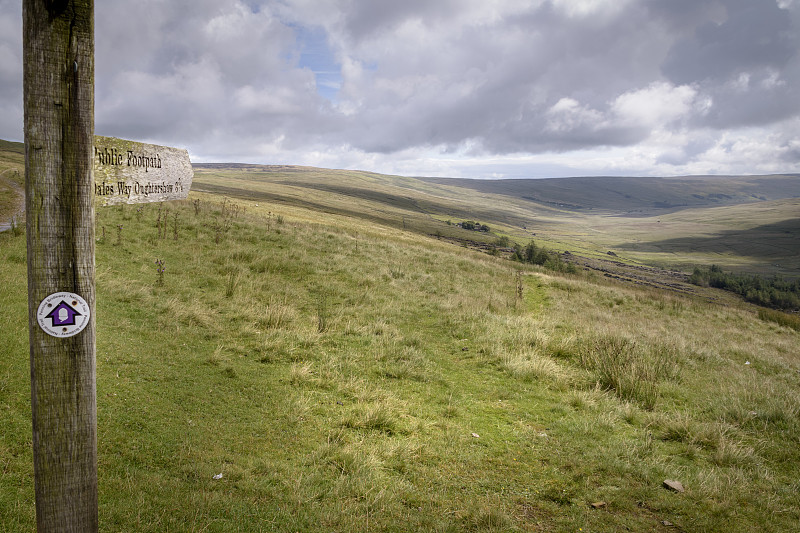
23,1 -> 98,531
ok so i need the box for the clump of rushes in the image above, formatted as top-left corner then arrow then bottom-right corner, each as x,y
225,270 -> 238,298
155,258 -> 165,286
156,204 -> 163,236
162,208 -> 170,240
317,294 -> 329,333
156,205 -> 170,239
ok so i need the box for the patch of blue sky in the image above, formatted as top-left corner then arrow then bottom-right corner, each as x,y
294,25 -> 342,102
243,1 -> 261,13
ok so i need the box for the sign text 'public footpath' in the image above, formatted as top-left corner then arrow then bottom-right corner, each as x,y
93,135 -> 193,206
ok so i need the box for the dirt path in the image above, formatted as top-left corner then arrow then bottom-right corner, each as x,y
0,169 -> 25,233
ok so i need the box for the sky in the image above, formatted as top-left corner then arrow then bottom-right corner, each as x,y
1,0 -> 799,179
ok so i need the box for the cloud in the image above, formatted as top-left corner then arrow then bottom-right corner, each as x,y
659,0 -> 800,130
546,98 -> 605,133
612,83 -> 698,128
660,0 -> 795,85
0,0 -> 22,141
0,0 -> 798,177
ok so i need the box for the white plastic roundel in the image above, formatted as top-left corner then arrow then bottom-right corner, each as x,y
36,292 -> 91,338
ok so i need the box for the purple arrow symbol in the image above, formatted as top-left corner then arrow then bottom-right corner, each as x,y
44,300 -> 83,327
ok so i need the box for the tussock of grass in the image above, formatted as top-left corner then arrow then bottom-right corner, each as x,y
758,307 -> 800,332
341,404 -> 403,435
376,344 -> 431,382
651,412 -> 733,450
500,347 -> 569,384
463,499 -> 514,530
577,335 -> 680,410
254,298 -> 298,330
288,362 -> 315,387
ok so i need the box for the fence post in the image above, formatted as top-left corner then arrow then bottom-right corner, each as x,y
23,1 -> 97,531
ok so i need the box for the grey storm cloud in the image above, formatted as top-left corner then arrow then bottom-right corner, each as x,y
0,0 -> 798,176
660,0 -> 795,84
331,0 -> 800,155
326,1 -> 666,153
659,0 -> 800,129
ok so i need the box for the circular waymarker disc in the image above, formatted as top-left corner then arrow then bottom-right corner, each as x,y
36,292 -> 91,338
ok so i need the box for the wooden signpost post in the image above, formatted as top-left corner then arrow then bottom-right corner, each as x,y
24,2 -> 97,530
23,2 -> 191,531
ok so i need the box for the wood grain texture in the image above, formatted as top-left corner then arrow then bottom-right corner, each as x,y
23,1 -> 97,531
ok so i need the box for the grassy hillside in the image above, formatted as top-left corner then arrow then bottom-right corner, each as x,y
192,164 -> 800,278
421,174 -> 800,214
191,164 -> 545,244
1,191 -> 798,532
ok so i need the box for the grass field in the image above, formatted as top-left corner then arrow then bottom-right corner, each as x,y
1,188 -> 798,531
